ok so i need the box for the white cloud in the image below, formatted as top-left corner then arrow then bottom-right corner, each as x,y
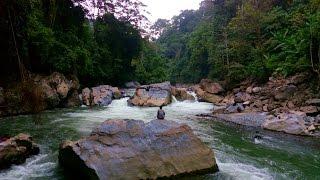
141,0 -> 202,23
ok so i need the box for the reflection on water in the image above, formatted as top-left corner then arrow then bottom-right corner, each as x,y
0,98 -> 319,180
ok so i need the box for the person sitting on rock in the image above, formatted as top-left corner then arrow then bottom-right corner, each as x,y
157,106 -> 165,120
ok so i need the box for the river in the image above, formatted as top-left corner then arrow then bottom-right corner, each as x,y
0,97 -> 319,180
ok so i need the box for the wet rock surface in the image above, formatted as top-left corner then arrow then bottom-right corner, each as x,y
262,113 -> 308,136
0,134 -> 39,170
59,119 -> 218,179
128,82 -> 172,107
211,113 -> 268,127
171,87 -> 195,101
81,86 -> 122,106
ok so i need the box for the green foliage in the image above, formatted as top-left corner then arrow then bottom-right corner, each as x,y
132,41 -> 168,84
156,0 -> 320,84
1,0 -> 167,87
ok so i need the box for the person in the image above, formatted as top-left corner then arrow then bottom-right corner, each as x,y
253,131 -> 262,140
157,106 -> 165,120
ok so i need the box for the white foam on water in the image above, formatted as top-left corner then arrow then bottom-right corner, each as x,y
216,160 -> 273,180
0,153 -> 56,180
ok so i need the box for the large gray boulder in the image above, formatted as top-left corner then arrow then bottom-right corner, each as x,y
82,86 -> 122,106
0,134 -> 39,170
262,113 -> 308,135
128,82 -> 172,107
59,119 -> 218,179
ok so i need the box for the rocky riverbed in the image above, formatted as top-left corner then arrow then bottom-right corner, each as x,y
195,73 -> 320,137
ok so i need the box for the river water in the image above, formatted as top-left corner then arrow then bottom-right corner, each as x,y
0,97 -> 319,180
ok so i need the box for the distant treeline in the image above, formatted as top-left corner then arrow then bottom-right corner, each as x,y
155,0 -> 320,85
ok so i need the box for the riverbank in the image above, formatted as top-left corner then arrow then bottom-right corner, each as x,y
194,73 -> 320,137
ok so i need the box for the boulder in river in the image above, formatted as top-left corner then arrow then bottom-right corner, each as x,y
199,79 -> 224,94
262,113 -> 308,135
81,86 -> 122,106
0,133 -> 39,170
195,87 -> 223,104
128,82 -> 172,107
59,119 -> 218,179
171,87 -> 195,101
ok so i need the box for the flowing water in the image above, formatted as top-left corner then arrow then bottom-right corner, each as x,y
0,97 -> 319,180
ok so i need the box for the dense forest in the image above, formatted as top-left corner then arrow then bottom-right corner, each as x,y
1,0 -> 320,87
156,0 -> 320,86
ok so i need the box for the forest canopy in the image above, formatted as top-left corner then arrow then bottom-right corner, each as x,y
1,0 -> 319,87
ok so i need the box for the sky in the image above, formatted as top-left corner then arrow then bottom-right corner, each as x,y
140,0 -> 202,23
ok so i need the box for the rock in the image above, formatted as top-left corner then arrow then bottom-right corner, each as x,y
0,134 -> 39,170
212,106 -> 226,114
262,113 -> 308,136
287,101 -> 295,109
40,83 -> 60,108
233,88 -> 241,94
124,81 -> 141,88
263,105 -> 268,112
306,99 -> 320,106
308,125 -> 316,131
289,73 -> 308,85
274,85 -> 297,101
246,86 -> 253,94
111,87 -> 122,99
128,82 -> 172,107
59,119 -> 218,179
252,100 -> 263,109
300,106 -> 319,116
82,88 -> 91,106
195,87 -> 223,104
199,79 -> 224,94
234,92 -> 251,103
56,81 -> 69,99
171,87 -> 195,101
316,115 -> 320,123
225,103 -> 244,113
65,91 -> 81,108
212,113 -> 267,127
252,87 -> 262,94
81,85 -> 123,106
91,85 -> 114,106
243,101 -> 251,106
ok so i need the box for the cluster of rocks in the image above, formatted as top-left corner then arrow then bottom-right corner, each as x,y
128,82 -> 172,107
127,82 -> 197,107
81,85 -> 122,106
0,72 -> 81,117
201,73 -> 320,137
0,134 -> 39,170
59,119 -> 218,179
